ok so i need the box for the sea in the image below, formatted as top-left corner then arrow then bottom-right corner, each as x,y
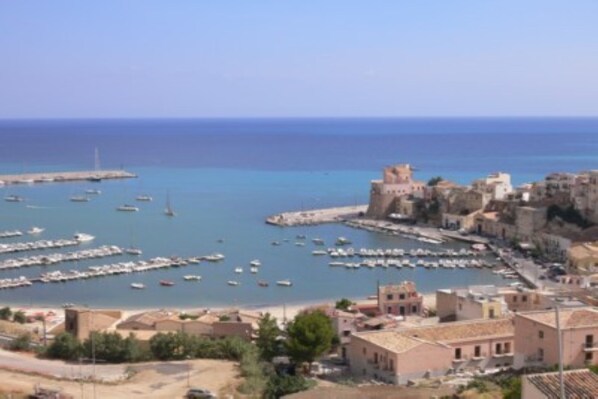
0,118 -> 596,309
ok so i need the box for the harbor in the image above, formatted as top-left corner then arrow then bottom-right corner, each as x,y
266,205 -> 368,226
0,169 -> 136,185
0,236 -> 86,255
0,245 -> 124,270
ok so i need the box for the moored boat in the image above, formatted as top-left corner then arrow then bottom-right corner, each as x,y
159,280 -> 175,287
136,195 -> 153,202
27,226 -> 45,235
276,279 -> 292,287
117,204 -> 139,212
70,195 -> 90,202
183,275 -> 201,281
125,247 -> 142,256
258,280 -> 269,287
4,195 -> 24,202
227,280 -> 240,286
73,233 -> 95,242
130,283 -> 145,289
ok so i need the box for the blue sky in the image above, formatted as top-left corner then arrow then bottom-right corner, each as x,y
1,1 -> 597,118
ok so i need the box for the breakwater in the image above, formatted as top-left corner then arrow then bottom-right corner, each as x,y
0,170 -> 136,185
266,205 -> 368,226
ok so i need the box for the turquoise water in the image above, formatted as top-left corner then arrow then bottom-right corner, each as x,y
0,118 -> 596,308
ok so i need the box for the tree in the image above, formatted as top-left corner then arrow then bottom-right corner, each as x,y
149,332 -> 184,360
12,310 -> 27,324
427,176 -> 443,187
256,313 -> 281,361
0,306 -> 12,321
264,374 -> 315,399
10,332 -> 32,351
335,298 -> 353,311
286,310 -> 334,368
82,331 -> 145,363
46,332 -> 82,360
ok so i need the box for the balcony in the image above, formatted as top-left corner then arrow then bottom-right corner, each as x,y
493,352 -> 514,358
583,342 -> 598,352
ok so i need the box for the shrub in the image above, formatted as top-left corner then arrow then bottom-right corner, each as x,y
46,332 -> 82,360
264,374 -> 315,399
0,306 -> 12,321
12,311 -> 27,324
10,332 -> 32,351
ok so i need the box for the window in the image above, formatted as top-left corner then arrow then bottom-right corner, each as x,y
455,348 -> 462,360
374,352 -> 378,364
495,343 -> 502,355
586,335 -> 594,348
386,294 -> 393,300
458,303 -> 463,311
474,345 -> 481,358
412,305 -> 417,313
387,306 -> 392,314
505,342 -> 511,354
586,352 -> 593,362
399,293 -> 405,300
389,359 -> 394,371
539,330 -> 544,339
362,347 -> 366,355
522,295 -> 527,302
513,296 -> 517,302
489,308 -> 495,319
343,330 -> 351,337
538,348 -> 544,361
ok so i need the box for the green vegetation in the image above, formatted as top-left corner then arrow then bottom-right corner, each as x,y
0,307 -> 12,321
12,311 -> 26,324
547,204 -> 593,229
334,298 -> 353,311
83,331 -> 146,363
219,315 -> 231,322
238,346 -> 270,396
45,332 -> 82,360
149,332 -> 252,361
179,313 -> 199,320
286,310 -> 334,367
427,176 -> 444,186
256,313 -> 281,361
9,333 -> 32,351
264,374 -> 315,399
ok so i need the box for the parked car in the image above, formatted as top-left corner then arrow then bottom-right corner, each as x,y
185,388 -> 216,399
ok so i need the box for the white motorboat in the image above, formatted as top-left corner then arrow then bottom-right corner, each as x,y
4,195 -> 24,202
37,177 -> 54,183
17,178 -> 35,184
234,267 -> 243,274
312,250 -> 327,256
204,253 -> 225,262
183,275 -> 201,281
250,267 -> 258,274
130,283 -> 145,289
276,279 -> 292,287
27,227 -> 45,235
70,195 -> 90,202
249,259 -> 261,267
85,189 -> 101,195
73,233 -> 95,242
227,280 -> 240,286
335,237 -> 352,246
188,257 -> 201,264
312,238 -> 325,245
136,195 -> 153,202
117,204 -> 139,212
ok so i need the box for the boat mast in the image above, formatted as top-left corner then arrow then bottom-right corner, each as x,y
94,147 -> 101,172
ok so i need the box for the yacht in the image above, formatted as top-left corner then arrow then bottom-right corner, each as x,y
37,177 -> 54,183
164,192 -> 176,217
87,175 -> 102,182
188,257 -> 201,264
335,237 -> 352,246
130,283 -> 145,289
227,280 -> 240,286
312,238 -> 325,246
312,250 -> 327,256
250,267 -> 258,274
271,241 -> 282,246
27,227 -> 45,235
258,280 -> 269,287
204,253 -> 225,262
249,259 -> 261,267
4,195 -> 24,202
116,204 -> 139,212
159,280 -> 175,287
136,195 -> 153,202
276,279 -> 292,287
125,247 -> 143,256
73,233 -> 95,242
17,178 -> 35,184
183,275 -> 201,281
70,195 -> 90,202
296,234 -> 307,240
234,267 -> 243,274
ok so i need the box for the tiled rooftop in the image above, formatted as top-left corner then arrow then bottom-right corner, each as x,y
399,318 -> 514,344
517,308 -> 598,329
526,369 -> 598,399
355,331 -> 424,353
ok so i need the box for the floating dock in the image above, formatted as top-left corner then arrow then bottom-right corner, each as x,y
0,170 -> 136,185
266,205 -> 368,226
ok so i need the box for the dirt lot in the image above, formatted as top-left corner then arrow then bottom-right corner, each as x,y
0,358 -> 242,399
285,383 -> 456,399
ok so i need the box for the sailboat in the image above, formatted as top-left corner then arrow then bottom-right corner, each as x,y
87,147 -> 102,182
164,192 -> 176,217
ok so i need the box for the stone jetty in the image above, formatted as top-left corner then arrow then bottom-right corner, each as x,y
0,170 -> 136,185
266,205 -> 368,226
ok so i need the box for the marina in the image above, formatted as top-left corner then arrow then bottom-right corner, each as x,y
0,170 -> 136,185
0,237 -> 84,255
0,245 -> 124,270
0,230 -> 24,239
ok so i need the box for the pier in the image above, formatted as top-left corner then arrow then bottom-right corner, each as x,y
0,170 -> 136,185
0,238 -> 81,255
266,205 -> 368,226
0,245 -> 123,270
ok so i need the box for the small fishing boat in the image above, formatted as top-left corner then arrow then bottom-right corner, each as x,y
130,283 -> 145,289
271,241 -> 282,246
335,237 -> 352,246
249,259 -> 261,267
87,176 -> 102,182
276,279 -> 292,287
85,189 -> 101,195
70,195 -> 90,202
160,280 -> 175,287
17,178 -> 35,184
234,267 -> 243,274
312,250 -> 327,256
27,226 -> 45,235
188,257 -> 201,264
136,195 -> 153,202
250,267 -> 258,274
258,280 -> 269,287
37,177 -> 54,183
227,280 -> 240,286
117,204 -> 139,212
73,233 -> 95,242
204,253 -> 225,262
296,234 -> 307,239
312,238 -> 325,245
183,275 -> 201,281
295,242 -> 305,247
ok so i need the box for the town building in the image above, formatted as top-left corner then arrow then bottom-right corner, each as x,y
436,286 -> 508,322
472,172 -> 513,200
513,307 -> 598,369
378,281 -> 424,317
522,369 -> 598,399
366,164 -> 425,218
347,318 -> 515,384
64,308 -> 122,341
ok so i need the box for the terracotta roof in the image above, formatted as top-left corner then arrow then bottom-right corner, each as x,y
517,308 -> 598,329
379,281 -> 419,293
354,331 -> 425,353
526,369 -> 598,399
398,318 -> 514,344
119,309 -> 178,328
